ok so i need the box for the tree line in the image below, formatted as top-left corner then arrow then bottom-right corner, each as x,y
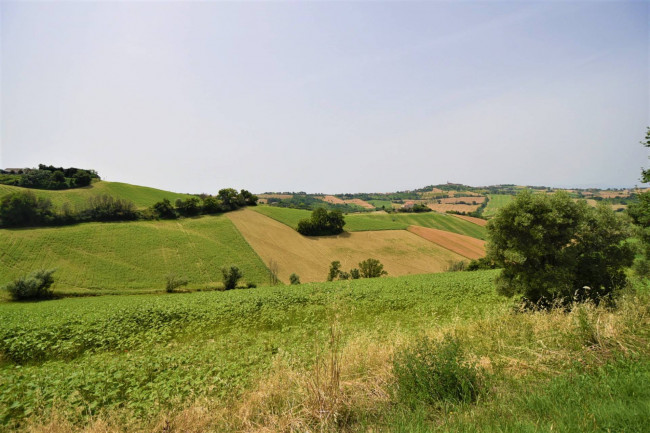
0,188 -> 258,228
0,165 -> 100,190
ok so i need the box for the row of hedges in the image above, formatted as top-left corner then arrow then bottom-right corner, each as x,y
0,189 -> 258,228
0,165 -> 99,190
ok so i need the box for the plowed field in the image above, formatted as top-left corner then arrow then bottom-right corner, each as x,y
407,225 -> 486,259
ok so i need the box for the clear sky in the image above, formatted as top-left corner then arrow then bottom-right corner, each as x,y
1,1 -> 648,194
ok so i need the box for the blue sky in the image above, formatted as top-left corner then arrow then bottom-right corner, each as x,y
1,1 -> 648,194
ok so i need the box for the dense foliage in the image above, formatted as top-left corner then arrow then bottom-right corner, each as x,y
487,190 -> 634,305
2,269 -> 56,301
628,127 -> 650,275
0,191 -> 55,226
0,165 -> 99,190
297,208 -> 345,236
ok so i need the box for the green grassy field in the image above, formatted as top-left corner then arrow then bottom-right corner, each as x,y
251,206 -> 485,239
367,199 -> 394,209
0,215 -> 269,293
0,271 -> 504,428
1,270 -> 648,432
482,194 -> 515,218
0,181 -> 194,210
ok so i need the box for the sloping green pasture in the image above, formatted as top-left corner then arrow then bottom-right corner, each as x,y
0,181 -> 194,210
0,215 -> 268,293
483,194 -> 515,218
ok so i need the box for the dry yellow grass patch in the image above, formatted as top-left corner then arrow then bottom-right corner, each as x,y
438,196 -> 486,204
407,225 -> 486,259
319,196 -> 375,209
450,214 -> 488,227
227,209 -> 465,283
427,203 -> 481,213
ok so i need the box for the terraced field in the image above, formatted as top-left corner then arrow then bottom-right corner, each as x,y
251,206 -> 486,239
0,181 -> 193,209
0,215 -> 268,293
227,209 -> 465,283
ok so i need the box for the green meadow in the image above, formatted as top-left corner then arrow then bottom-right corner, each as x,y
0,181 -> 193,210
0,215 -> 268,293
483,194 -> 515,218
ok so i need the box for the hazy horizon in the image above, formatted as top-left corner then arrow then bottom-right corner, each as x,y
1,1 -> 648,195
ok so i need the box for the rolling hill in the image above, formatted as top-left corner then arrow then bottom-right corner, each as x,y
0,181 -> 194,209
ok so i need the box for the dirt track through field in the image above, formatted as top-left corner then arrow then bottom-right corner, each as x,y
407,225 -> 486,259
227,209 -> 465,283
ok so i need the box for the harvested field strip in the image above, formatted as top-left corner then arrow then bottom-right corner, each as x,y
227,209 -> 465,283
320,196 -> 375,209
450,213 -> 488,227
0,215 -> 269,292
437,196 -> 486,204
407,225 -> 486,259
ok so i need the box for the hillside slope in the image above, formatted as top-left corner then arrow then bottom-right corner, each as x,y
227,208 -> 466,283
0,181 -> 194,209
0,215 -> 269,292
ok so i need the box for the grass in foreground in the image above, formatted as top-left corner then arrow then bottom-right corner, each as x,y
0,215 -> 269,292
2,271 -> 649,432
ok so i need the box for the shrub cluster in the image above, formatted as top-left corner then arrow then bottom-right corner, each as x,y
327,258 -> 387,281
152,189 -> 258,219
2,269 -> 56,301
398,203 -> 431,213
297,208 -> 345,236
0,188 -> 258,228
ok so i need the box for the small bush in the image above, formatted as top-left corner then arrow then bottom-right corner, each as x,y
246,282 -> 257,289
446,260 -> 466,272
392,335 -> 482,408
327,261 -> 342,281
289,273 -> 301,285
165,274 -> 188,293
2,269 -> 56,301
222,266 -> 243,291
359,258 -> 388,278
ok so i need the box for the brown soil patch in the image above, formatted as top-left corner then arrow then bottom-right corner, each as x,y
427,203 -> 481,213
320,196 -> 375,209
438,196 -> 486,204
407,225 -> 486,259
450,214 -> 488,227
227,209 -> 465,283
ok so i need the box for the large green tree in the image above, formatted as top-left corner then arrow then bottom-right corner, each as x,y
628,127 -> 650,274
487,190 -> 633,305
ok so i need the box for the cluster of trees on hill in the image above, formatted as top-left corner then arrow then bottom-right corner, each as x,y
0,188 -> 258,228
397,203 -> 431,213
265,194 -> 368,212
0,165 -> 100,190
151,189 -> 257,219
297,208 -> 345,236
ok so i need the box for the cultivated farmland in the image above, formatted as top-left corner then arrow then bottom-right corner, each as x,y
407,225 -> 486,259
0,215 -> 268,293
482,194 -> 515,218
227,209 -> 465,282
